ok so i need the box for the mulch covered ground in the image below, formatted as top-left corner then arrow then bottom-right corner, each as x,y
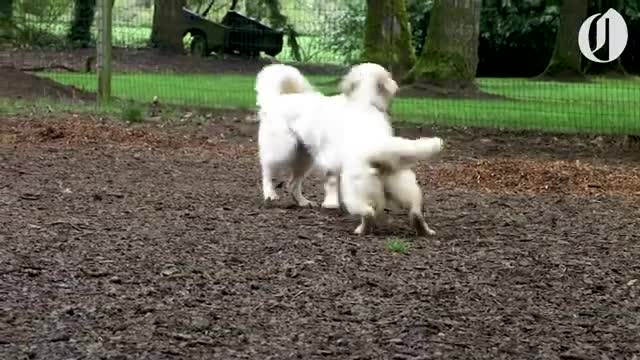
0,66 -> 95,102
1,114 -> 639,359
0,48 -> 347,75
0,47 -> 347,103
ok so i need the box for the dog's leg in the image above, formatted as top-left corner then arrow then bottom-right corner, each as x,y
407,193 -> 436,236
409,207 -> 436,237
348,201 -> 377,235
375,206 -> 391,226
354,212 -> 376,235
258,117 -> 298,203
384,169 -> 436,237
261,162 -> 280,202
288,147 -> 317,207
289,176 -> 317,207
321,173 -> 340,209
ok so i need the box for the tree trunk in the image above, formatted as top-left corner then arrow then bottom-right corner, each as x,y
68,0 -> 96,48
262,0 -> 301,62
150,0 -> 186,52
405,0 -> 481,91
262,0 -> 286,28
538,0 -> 588,80
586,56 -> 628,77
245,0 -> 265,20
583,0 -> 628,77
135,0 -> 151,7
361,0 -> 416,79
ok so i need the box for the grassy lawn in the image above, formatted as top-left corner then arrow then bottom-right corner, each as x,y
41,72 -> 640,135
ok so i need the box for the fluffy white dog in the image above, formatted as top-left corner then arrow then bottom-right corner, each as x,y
255,63 -> 444,235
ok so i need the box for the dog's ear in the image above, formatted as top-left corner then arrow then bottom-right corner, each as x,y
377,76 -> 398,98
339,73 -> 359,97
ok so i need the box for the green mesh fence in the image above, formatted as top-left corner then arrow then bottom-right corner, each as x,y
1,0 -> 639,135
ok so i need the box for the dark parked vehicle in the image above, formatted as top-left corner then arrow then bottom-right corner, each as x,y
180,4 -> 284,58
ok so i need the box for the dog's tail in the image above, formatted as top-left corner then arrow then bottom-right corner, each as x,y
255,64 -> 315,108
367,137 -> 444,173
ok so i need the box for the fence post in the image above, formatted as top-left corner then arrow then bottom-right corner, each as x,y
96,0 -> 113,105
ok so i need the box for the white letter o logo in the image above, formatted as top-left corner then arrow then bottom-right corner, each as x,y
578,8 -> 628,63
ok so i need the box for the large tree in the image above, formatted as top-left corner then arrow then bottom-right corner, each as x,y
261,0 -> 301,61
68,0 -> 97,48
0,0 -> 14,41
538,0 -> 588,80
0,0 -> 12,22
404,0 -> 482,93
150,0 -> 186,52
361,0 -> 416,79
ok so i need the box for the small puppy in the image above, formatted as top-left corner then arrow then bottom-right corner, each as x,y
341,167 -> 440,236
256,62 -> 443,235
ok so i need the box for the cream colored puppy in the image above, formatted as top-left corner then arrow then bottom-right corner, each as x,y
341,167 -> 439,236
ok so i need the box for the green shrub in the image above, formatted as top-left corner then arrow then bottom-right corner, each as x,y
386,238 -> 409,254
10,0 -> 73,48
320,0 -> 365,65
120,101 -> 145,123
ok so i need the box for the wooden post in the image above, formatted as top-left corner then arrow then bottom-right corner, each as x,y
96,0 -> 113,106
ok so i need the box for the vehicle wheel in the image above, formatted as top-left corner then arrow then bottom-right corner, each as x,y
210,45 -> 223,56
190,34 -> 208,57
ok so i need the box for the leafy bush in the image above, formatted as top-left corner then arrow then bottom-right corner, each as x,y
13,26 -> 68,48
320,0 -> 365,65
10,0 -> 73,48
477,1 -> 558,76
19,0 -> 72,20
120,101 -> 145,123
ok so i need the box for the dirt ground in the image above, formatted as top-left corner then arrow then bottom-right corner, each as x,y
1,112 -> 640,359
0,48 -> 347,75
0,48 -> 498,99
0,47 -> 345,103
0,66 -> 95,102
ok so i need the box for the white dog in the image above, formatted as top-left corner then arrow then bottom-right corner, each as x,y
255,63 -> 443,235
256,63 -> 346,209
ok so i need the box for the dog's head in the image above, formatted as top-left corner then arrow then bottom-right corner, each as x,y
339,63 -> 399,113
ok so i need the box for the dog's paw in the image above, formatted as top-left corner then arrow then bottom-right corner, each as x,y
419,136 -> 445,153
321,200 -> 340,209
416,224 -> 436,237
354,215 -> 375,235
263,194 -> 280,207
410,212 -> 436,237
297,199 -> 318,208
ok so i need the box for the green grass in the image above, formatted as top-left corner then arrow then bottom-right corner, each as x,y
386,238 -> 409,254
38,72 -> 640,135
